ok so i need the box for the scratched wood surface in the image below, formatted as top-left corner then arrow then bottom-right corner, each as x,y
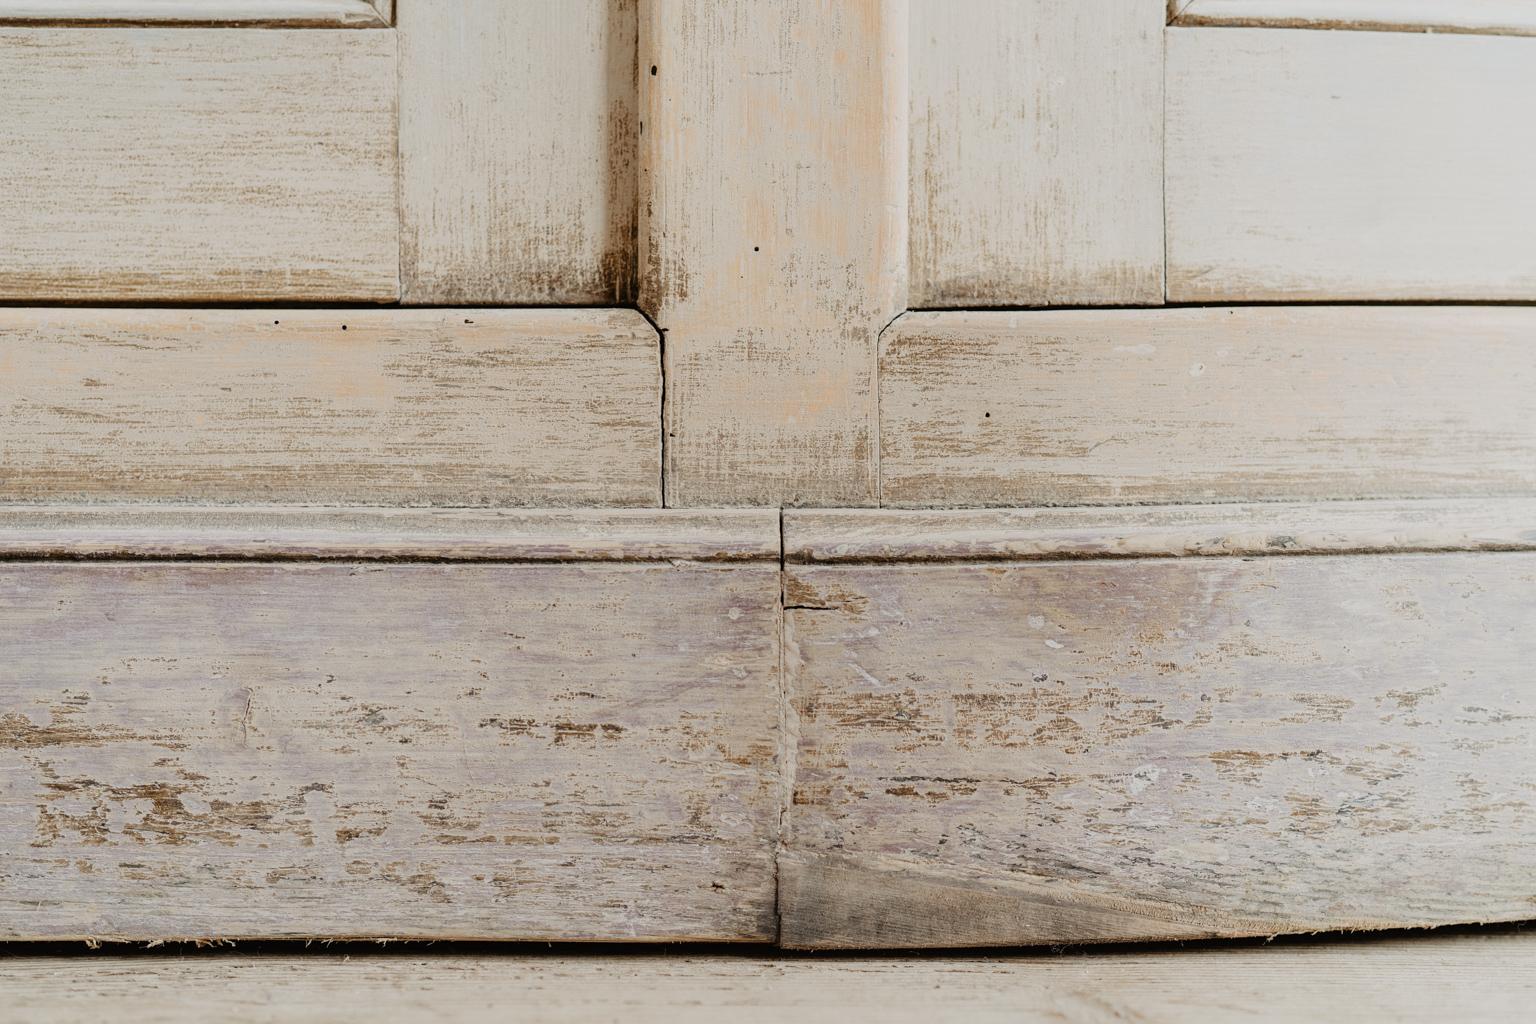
0,308 -> 660,506
879,307 -> 1536,508
399,0 -> 635,305
1172,0 -> 1536,36
0,550 -> 781,940
1167,27 -> 1536,301
909,0 -> 1163,308
0,28 -> 397,301
782,544 -> 1536,947
0,1 -> 391,25
4,934 -> 1535,1022
639,0 -> 907,505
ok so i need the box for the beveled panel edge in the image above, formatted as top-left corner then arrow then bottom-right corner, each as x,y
0,0 -> 390,26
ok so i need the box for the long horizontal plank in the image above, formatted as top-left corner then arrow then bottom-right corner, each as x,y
0,28 -> 397,301
0,1 -> 389,25
0,508 -> 777,563
783,551 -> 1536,947
0,560 -> 780,941
878,308 -> 1536,507
1173,1 -> 1536,36
1166,27 -> 1536,301
910,0 -> 1164,307
4,935 -> 1534,1022
786,499 -> 1536,563
0,309 -> 660,506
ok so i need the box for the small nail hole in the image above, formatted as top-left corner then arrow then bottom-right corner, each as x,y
650,65 -> 657,76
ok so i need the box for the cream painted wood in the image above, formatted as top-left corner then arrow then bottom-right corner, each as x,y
910,0 -> 1164,307
783,541 -> 1536,947
0,0 -> 391,25
879,308 -> 1536,507
1173,0 -> 1536,36
0,540 -> 781,941
0,309 -> 660,506
0,28 -> 397,301
399,0 -> 636,305
4,935 -> 1534,1022
1167,27 -> 1536,301
639,0 -> 907,506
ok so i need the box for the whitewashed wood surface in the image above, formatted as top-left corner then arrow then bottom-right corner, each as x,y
3,934 -> 1534,1022
1167,27 -> 1536,301
910,0 -> 1163,307
639,0 -> 907,505
399,0 -> 636,304
0,28 -> 397,301
1173,0 -> 1536,36
0,0 -> 391,24
0,308 -> 660,506
879,308 -> 1536,507
783,550 -> 1536,947
0,556 -> 781,941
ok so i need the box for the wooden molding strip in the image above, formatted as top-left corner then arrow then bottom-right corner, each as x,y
786,500 -> 1536,564
0,0 -> 391,26
0,507 -> 779,563
1172,0 -> 1536,36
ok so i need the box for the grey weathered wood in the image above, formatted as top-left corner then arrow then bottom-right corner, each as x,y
1173,0 -> 1536,36
0,28 -> 397,301
786,499 -> 1536,563
399,0 -> 636,304
1167,26 -> 1536,301
910,0 -> 1163,307
879,308 -> 1536,507
3,934 -> 1534,1022
639,0 -> 908,505
0,0 -> 391,24
0,555 -> 780,941
0,308 -> 661,507
783,544 -> 1536,947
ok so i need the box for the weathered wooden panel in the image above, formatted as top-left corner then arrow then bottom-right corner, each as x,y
4,934 -> 1534,1023
639,0 -> 907,505
399,0 -> 636,305
0,554 -> 780,940
782,544 -> 1536,947
0,28 -> 397,301
0,0 -> 391,24
910,0 -> 1163,307
1173,0 -> 1536,36
879,308 -> 1536,507
0,309 -> 660,506
1166,27 -> 1536,301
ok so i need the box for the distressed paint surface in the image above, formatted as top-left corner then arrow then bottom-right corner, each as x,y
0,559 -> 781,941
910,0 -> 1164,307
0,28 -> 397,301
399,0 -> 636,305
639,0 -> 907,506
1173,0 -> 1536,36
879,308 -> 1536,507
1167,27 -> 1536,301
783,552 -> 1536,947
0,308 -> 661,506
3,935 -> 1534,1022
0,1 -> 390,24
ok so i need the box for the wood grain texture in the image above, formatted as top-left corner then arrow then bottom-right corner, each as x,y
4,935 -> 1535,1022
910,0 -> 1163,307
785,499 -> 1536,563
1167,27 -> 1536,301
0,0 -> 390,25
0,28 -> 397,301
399,0 -> 636,305
1174,0 -> 1536,36
0,508 -> 778,563
0,309 -> 661,506
783,551 -> 1536,947
879,308 -> 1536,507
639,0 -> 907,506
0,559 -> 780,941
